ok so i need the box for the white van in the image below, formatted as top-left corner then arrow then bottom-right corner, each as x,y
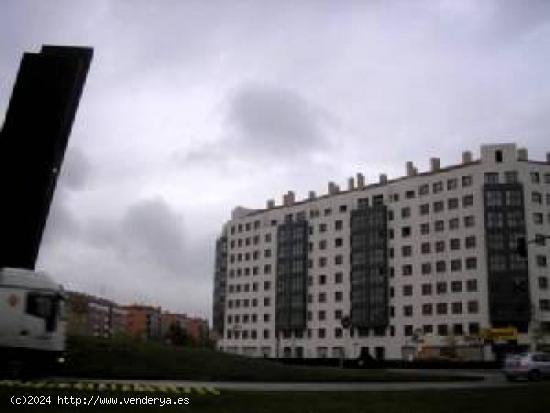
0,267 -> 65,377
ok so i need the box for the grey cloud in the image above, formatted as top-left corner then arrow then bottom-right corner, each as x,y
58,147 -> 93,191
120,198 -> 186,275
226,84 -> 330,159
41,193 -> 81,248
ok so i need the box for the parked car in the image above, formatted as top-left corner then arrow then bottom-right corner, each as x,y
503,352 -> 550,381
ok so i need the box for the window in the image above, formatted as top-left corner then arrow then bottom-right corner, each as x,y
403,305 -> 413,317
334,328 -> 343,338
433,181 -> 443,193
318,310 -> 326,321
404,325 -> 414,336
264,297 -> 271,306
334,310 -> 343,320
435,241 -> 445,253
433,201 -> 444,213
465,236 -> 476,249
406,190 -> 416,199
485,172 -> 499,184
319,223 -> 327,232
265,233 -> 272,242
388,210 -> 394,221
335,238 -> 343,248
449,218 -> 459,230
450,238 -> 460,250
339,205 -> 347,213
335,220 -> 343,230
438,324 -> 448,336
451,259 -> 462,272
403,285 -> 413,296
335,255 -> 344,265
334,291 -> 343,302
537,255 -> 547,267
319,275 -> 327,285
466,279 -> 478,292
421,242 -> 431,254
469,322 -> 480,335
324,208 -> 332,216
464,215 -> 475,227
421,262 -> 432,275
448,198 -> 459,210
335,272 -> 343,284
534,213 -> 543,225
436,282 -> 447,294
539,277 -> 548,290
423,325 -> 433,334
489,255 -> 507,271
435,220 -> 444,232
453,323 -> 464,336
506,190 -> 522,206
451,302 -> 463,315
463,195 -> 474,207
319,257 -> 327,267
462,175 -> 473,187
422,303 -> 433,315
402,245 -> 412,257
504,171 -> 518,183
467,300 -> 479,314
420,223 -> 430,235
436,261 -> 446,273
532,192 -> 542,204
436,303 -> 448,315
401,207 -> 411,218
319,239 -> 327,250
318,328 -> 326,338
420,204 -> 430,215
419,184 -> 429,196
422,283 -> 432,296
540,299 -> 550,311
264,264 -> 272,274
451,281 -> 462,293
447,178 -> 458,190
318,292 -> 327,303
402,265 -> 413,276
465,257 -> 477,270
531,172 -> 540,184
402,226 -> 411,237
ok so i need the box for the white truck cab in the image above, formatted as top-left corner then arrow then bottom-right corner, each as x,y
0,267 -> 65,376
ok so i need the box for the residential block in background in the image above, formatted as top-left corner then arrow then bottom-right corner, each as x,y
213,143 -> 550,361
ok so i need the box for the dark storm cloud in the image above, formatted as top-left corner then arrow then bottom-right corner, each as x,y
226,84 -> 329,157
120,198 -> 186,275
59,148 -> 93,191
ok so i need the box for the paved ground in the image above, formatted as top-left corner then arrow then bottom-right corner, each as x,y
88,370 -> 521,392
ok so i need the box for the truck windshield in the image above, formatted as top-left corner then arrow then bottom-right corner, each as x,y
25,292 -> 63,332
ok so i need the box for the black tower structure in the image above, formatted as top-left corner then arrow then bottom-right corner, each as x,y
0,45 -> 93,269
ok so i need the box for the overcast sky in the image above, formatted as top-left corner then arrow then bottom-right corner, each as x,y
1,0 -> 550,319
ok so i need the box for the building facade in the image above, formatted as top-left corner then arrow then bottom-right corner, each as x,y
124,305 -> 162,341
66,291 -> 127,338
213,144 -> 550,360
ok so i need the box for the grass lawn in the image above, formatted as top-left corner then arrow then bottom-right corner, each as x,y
1,383 -> 550,413
61,336 -> 479,382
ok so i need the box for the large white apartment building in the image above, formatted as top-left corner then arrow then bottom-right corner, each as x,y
213,144 -> 550,361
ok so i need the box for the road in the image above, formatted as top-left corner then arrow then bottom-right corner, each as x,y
89,370 -> 520,392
